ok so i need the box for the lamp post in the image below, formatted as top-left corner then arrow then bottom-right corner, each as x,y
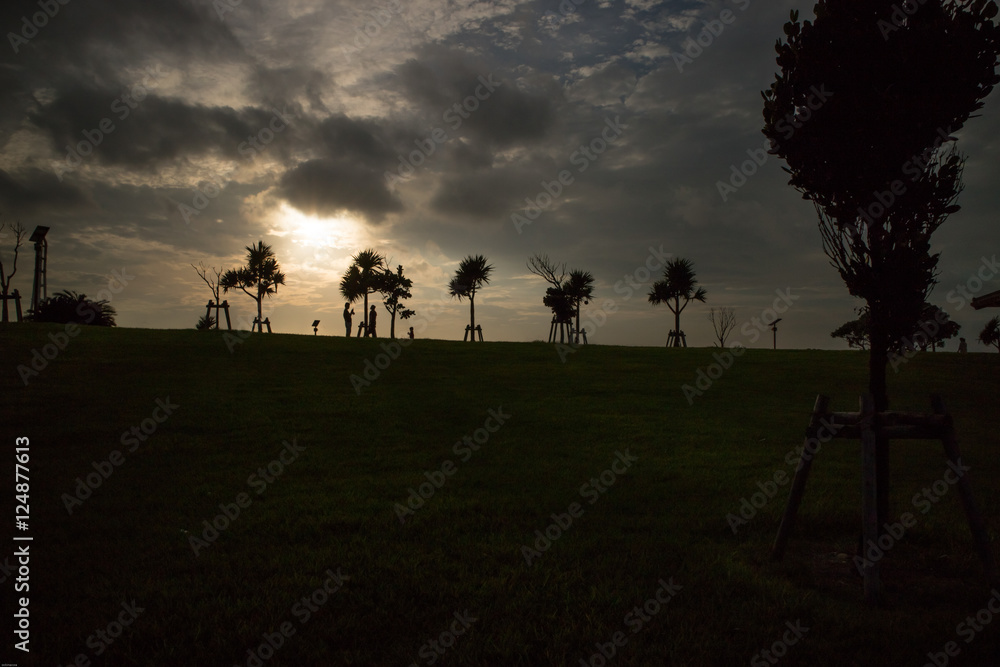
312,320 -> 320,336
29,226 -> 49,314
771,318 -> 782,350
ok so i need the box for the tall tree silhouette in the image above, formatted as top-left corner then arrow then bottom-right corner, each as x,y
449,254 -> 493,340
563,269 -> 595,344
762,1 -> 1000,529
29,290 -> 116,326
648,258 -> 707,346
220,241 -> 286,330
340,248 -> 385,335
0,220 -> 25,323
378,264 -> 415,339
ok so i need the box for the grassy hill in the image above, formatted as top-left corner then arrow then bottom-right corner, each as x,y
2,323 -> 999,666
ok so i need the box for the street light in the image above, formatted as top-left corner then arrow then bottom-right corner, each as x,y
29,226 -> 49,313
312,320 -> 320,336
771,318 -> 782,350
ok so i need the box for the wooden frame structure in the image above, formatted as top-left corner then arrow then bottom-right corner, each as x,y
772,394 -> 994,605
666,329 -> 687,347
548,316 -> 572,344
205,300 -> 232,330
1,288 -> 23,322
463,324 -> 484,342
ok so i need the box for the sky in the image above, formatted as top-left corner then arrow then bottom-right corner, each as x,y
1,0 -> 999,349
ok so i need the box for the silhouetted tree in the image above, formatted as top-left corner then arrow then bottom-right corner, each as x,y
979,316 -> 1000,352
220,241 -> 286,330
910,303 -> 960,351
340,249 -> 385,335
0,220 -> 26,323
449,254 -> 493,340
378,264 -> 415,339
191,262 -> 224,330
831,311 -> 871,350
196,314 -> 216,330
564,270 -> 595,344
708,306 -> 738,348
648,258 -> 707,346
762,1 -> 1000,530
28,290 -> 116,326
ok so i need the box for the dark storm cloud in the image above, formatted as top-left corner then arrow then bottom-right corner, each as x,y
316,115 -> 397,168
394,51 -> 556,147
31,88 -> 301,169
278,158 -> 402,221
430,168 -> 540,221
0,168 -> 88,214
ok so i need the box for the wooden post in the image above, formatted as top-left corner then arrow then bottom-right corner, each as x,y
222,301 -> 231,330
931,395 -> 996,581
860,394 -> 881,606
13,289 -> 21,322
772,395 -> 831,561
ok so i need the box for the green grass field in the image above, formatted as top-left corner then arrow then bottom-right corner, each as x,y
2,323 -> 1000,666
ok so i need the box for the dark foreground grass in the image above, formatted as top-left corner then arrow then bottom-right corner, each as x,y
1,323 -> 999,666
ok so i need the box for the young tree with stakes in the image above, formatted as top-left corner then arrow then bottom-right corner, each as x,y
378,264 -> 416,339
220,241 -> 286,331
648,258 -> 707,347
449,254 -> 493,340
762,0 -> 1000,530
191,262 -> 224,329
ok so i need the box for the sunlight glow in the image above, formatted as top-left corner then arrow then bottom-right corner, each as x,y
271,203 -> 367,251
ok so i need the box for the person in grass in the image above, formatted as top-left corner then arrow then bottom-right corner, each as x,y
343,303 -> 354,338
367,305 -> 377,338
958,337 -> 968,353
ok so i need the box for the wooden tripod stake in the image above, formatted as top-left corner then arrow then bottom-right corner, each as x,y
772,394 -> 995,606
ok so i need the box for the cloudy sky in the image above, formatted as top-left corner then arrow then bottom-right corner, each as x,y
2,0 -> 999,349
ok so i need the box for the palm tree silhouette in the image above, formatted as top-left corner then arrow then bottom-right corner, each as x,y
979,316 -> 1000,352
220,241 -> 286,330
449,254 -> 493,340
648,257 -> 707,347
340,248 -> 385,335
563,269 -> 595,344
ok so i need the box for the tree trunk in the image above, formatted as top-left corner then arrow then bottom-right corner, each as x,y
1,290 -> 7,323
868,305 -> 891,534
470,295 -> 476,341
575,302 -> 581,344
363,291 -> 369,335
390,307 -> 396,339
256,295 -> 263,332
673,298 -> 682,347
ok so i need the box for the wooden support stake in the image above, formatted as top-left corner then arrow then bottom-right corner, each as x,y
860,394 -> 881,606
931,395 -> 996,581
772,394 -> 830,561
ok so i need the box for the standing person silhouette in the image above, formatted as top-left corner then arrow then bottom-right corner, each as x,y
408,326 -> 414,340
367,305 -> 378,338
343,303 -> 354,337
958,337 -> 968,353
